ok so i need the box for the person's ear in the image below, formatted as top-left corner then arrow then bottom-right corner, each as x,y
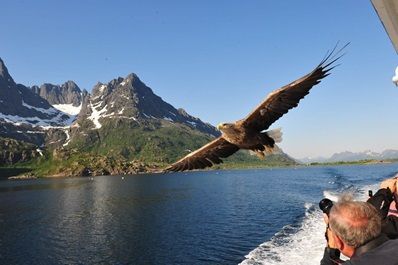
333,234 -> 344,250
327,229 -> 341,249
323,214 -> 329,224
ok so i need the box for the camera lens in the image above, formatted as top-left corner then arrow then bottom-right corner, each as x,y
319,198 -> 333,215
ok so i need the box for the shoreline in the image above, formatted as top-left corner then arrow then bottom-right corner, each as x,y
3,159 -> 398,180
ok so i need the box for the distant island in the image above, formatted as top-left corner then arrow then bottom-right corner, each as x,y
305,158 -> 398,166
298,149 -> 398,164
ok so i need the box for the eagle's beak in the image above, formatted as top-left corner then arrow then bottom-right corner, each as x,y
216,123 -> 223,130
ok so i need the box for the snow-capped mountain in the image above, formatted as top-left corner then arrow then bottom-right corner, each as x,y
0,57 -> 219,153
0,58 -> 73,127
0,58 -> 77,146
298,149 -> 398,163
75,73 -> 218,136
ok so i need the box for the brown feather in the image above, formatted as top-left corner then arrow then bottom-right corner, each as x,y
164,137 -> 239,172
242,46 -> 346,131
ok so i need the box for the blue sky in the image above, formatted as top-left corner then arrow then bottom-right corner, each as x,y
1,1 -> 397,158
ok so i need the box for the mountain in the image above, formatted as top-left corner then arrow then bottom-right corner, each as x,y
75,73 -> 218,135
0,58 -> 75,146
328,150 -> 377,163
0,57 -> 297,177
380,149 -> 398,159
31,81 -> 88,115
61,73 -> 222,165
298,149 -> 398,163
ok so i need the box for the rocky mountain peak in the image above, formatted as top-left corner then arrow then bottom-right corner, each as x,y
74,73 -> 219,136
31,80 -> 86,108
0,57 -> 15,86
0,58 -> 8,77
125,73 -> 139,81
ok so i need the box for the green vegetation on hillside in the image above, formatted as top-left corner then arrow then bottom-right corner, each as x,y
68,120 -> 212,163
0,121 -> 298,178
220,151 -> 298,169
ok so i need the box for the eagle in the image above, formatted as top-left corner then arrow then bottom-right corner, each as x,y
165,44 -> 347,172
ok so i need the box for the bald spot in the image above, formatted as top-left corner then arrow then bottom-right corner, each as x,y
334,204 -> 369,228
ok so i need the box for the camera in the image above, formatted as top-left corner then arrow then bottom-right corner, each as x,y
319,198 -> 333,216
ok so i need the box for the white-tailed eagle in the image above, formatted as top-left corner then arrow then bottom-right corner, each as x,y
165,44 -> 348,172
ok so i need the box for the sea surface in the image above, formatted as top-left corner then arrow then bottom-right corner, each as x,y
0,163 -> 397,265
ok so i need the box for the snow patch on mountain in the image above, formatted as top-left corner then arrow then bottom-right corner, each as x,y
163,116 -> 174,122
87,101 -> 108,129
99,84 -> 106,93
53,103 -> 82,116
22,100 -> 58,115
0,111 -> 69,128
186,120 -> 197,127
36,148 -> 44,156
63,129 -> 71,147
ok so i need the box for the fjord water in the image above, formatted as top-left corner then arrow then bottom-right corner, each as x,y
1,164 -> 397,265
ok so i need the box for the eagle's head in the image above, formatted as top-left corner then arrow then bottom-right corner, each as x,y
216,123 -> 234,133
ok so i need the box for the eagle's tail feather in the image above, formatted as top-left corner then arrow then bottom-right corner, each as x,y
254,150 -> 265,159
267,128 -> 282,143
251,144 -> 278,159
264,145 -> 276,155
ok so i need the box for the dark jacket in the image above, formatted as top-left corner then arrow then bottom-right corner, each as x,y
367,188 -> 398,239
321,234 -> 398,265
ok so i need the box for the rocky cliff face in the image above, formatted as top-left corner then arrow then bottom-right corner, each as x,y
0,137 -> 40,165
0,58 -> 68,124
31,81 -> 88,108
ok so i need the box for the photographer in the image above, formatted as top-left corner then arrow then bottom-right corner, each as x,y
320,194 -> 398,265
367,176 -> 398,239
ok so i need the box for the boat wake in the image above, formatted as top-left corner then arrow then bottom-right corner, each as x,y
239,183 -> 379,265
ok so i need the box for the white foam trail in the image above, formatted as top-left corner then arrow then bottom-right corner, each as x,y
322,190 -> 340,202
240,183 -> 379,265
240,203 -> 325,265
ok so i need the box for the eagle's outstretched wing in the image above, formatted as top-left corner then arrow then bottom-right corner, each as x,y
242,43 -> 348,132
164,137 -> 239,172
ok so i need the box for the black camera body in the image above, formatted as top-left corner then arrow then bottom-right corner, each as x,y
319,198 -> 333,216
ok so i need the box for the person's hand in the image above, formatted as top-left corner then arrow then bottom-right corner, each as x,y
380,178 -> 397,194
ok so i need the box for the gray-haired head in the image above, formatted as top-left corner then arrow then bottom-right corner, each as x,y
329,194 -> 381,248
